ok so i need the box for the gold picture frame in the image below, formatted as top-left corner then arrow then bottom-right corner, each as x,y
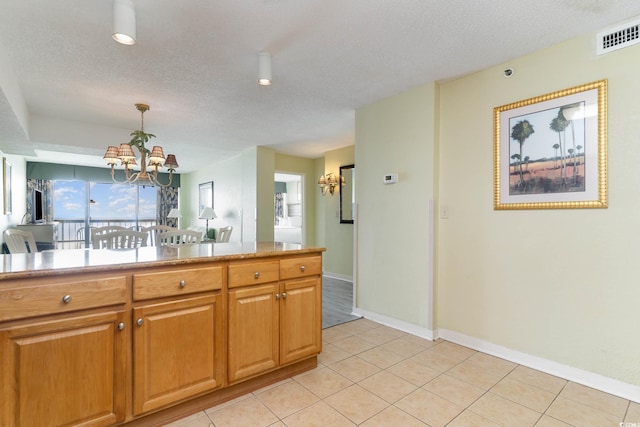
494,79 -> 607,210
3,157 -> 12,215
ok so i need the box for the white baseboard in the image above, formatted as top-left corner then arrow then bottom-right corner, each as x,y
352,308 -> 437,341
438,328 -> 640,403
322,271 -> 353,282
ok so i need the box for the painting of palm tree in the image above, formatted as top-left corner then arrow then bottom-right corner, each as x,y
510,120 -> 534,189
494,80 -> 607,210
507,102 -> 585,195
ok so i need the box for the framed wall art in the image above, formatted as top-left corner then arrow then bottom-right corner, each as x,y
198,181 -> 214,213
3,157 -> 11,215
494,79 -> 607,210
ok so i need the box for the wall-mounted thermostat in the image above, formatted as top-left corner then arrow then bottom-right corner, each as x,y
383,173 -> 398,184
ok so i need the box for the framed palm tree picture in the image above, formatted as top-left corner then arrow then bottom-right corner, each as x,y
493,79 -> 607,210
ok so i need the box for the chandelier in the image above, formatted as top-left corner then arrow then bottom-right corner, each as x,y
103,103 -> 178,187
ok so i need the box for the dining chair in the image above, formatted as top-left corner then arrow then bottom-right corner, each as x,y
76,226 -> 96,248
92,230 -> 148,249
158,229 -> 202,247
216,226 -> 233,243
141,225 -> 175,246
4,229 -> 38,253
90,225 -> 129,248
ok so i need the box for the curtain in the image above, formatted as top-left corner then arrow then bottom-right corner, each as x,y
26,179 -> 53,223
274,193 -> 284,223
159,186 -> 179,227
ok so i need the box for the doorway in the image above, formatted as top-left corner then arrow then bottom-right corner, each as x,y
274,172 -> 304,244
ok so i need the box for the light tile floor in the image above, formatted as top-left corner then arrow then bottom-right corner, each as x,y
165,319 -> 639,427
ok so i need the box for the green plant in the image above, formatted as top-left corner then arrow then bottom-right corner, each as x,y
128,129 -> 156,156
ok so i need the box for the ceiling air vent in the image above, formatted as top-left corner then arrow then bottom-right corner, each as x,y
596,18 -> 640,55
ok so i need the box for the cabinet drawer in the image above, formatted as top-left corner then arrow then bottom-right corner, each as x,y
133,266 -> 222,300
228,260 -> 280,288
0,276 -> 127,321
280,256 -> 322,280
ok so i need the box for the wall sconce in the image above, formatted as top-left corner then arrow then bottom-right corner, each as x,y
317,173 -> 345,196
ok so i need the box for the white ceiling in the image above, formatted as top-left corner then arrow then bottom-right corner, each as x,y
1,1 -> 640,172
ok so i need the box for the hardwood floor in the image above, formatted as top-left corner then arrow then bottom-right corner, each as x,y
322,276 -> 360,329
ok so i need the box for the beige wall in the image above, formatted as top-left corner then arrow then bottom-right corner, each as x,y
275,153 -> 319,246
314,158 -> 326,249
355,82 -> 437,329
256,147 -> 275,242
438,34 -> 640,388
354,31 -> 640,396
321,145 -> 355,279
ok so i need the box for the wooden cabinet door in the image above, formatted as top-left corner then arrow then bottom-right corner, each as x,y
280,277 -> 322,365
132,294 -> 223,415
227,283 -> 279,383
0,311 -> 126,427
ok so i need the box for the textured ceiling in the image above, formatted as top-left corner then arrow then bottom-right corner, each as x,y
1,1 -> 640,172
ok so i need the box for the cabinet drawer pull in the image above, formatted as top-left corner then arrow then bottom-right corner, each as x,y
300,265 -> 306,272
118,322 -> 125,331
136,318 -> 144,326
179,280 -> 186,288
254,272 -> 260,279
62,295 -> 72,304
275,293 -> 280,300
282,292 -> 287,299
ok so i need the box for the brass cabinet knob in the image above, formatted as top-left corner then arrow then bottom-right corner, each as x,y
254,272 -> 260,279
300,265 -> 306,272
117,322 -> 125,331
179,280 -> 186,288
282,292 -> 287,299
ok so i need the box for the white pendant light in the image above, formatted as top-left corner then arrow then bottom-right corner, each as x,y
257,52 -> 272,86
113,0 -> 136,46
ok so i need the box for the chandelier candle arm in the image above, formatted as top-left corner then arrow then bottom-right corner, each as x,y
103,103 -> 178,187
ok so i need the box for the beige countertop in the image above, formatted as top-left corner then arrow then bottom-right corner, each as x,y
0,242 -> 325,280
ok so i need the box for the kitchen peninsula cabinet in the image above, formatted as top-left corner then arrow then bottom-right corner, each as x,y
0,309 -> 127,427
279,276 -> 321,365
131,265 -> 225,415
227,255 -> 322,383
0,273 -> 128,427
0,242 -> 324,427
